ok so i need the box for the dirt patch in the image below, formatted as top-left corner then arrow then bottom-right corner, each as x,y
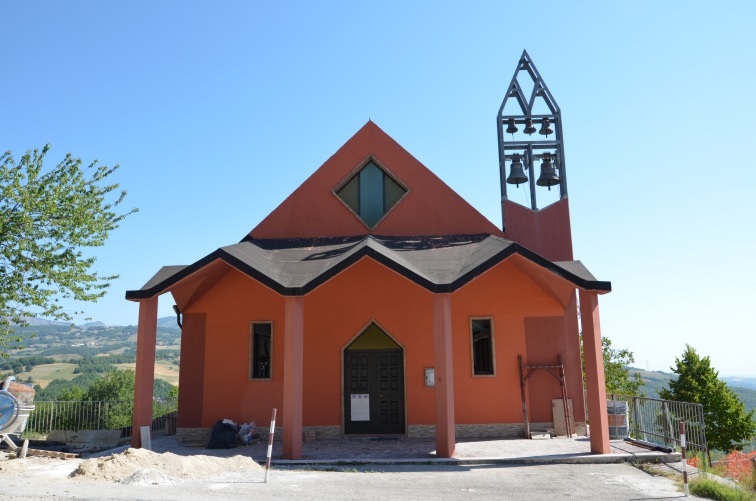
0,455 -> 63,474
69,447 -> 262,483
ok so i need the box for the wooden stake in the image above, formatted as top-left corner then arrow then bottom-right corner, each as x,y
264,408 -> 277,483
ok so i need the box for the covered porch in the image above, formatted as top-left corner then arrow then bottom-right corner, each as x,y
126,234 -> 612,459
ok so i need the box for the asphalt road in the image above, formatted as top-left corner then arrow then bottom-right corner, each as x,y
0,462 -> 700,500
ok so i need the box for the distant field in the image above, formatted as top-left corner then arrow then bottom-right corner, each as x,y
17,363 -> 78,388
50,354 -> 82,361
115,361 -> 179,386
15,361 -> 180,388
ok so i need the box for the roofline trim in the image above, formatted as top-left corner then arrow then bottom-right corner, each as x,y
126,237 -> 610,300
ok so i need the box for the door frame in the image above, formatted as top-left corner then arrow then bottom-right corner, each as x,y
340,320 -> 407,436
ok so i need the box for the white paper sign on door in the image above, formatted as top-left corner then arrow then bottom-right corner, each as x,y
350,394 -> 370,421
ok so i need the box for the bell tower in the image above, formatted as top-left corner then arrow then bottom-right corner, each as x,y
497,51 -> 573,261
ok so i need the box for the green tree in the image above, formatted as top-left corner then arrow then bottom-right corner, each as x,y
82,370 -> 135,429
35,372 -> 101,401
582,335 -> 645,395
659,345 -> 756,452
57,385 -> 85,402
602,337 -> 645,396
84,369 -> 135,402
0,145 -> 135,354
87,370 -> 178,428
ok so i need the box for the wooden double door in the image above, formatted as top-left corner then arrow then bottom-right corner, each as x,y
343,349 -> 405,435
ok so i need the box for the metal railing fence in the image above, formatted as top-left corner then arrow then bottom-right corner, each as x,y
609,394 -> 708,460
20,399 -> 177,441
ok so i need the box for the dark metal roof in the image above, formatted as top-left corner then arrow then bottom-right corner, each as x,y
125,234 -> 611,300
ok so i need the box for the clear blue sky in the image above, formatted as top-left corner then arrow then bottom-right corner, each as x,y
3,1 -> 754,376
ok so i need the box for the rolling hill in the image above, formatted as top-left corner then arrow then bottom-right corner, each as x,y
630,368 -> 756,413
2,318 -> 181,394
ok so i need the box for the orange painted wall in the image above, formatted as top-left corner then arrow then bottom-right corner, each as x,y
451,260 -> 567,424
176,255 -> 587,432
304,258 -> 435,426
184,271 -> 286,428
305,258 -> 581,427
250,122 -> 504,239
524,317 -> 570,423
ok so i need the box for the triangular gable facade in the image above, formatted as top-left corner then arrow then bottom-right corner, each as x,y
249,121 -> 503,239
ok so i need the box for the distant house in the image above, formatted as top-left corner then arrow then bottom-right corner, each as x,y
127,53 -> 612,459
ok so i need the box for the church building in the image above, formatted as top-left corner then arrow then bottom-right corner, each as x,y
127,52 -> 612,459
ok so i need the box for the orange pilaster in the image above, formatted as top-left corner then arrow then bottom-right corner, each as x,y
132,297 -> 158,448
282,296 -> 304,459
579,290 -> 610,454
433,293 -> 456,458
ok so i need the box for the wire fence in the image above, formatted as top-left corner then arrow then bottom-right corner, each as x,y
609,393 -> 708,461
20,399 -> 177,442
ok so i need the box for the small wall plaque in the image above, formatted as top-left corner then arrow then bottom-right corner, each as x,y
425,368 -> 435,387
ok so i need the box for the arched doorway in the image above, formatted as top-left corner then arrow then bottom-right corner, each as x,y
343,323 -> 405,435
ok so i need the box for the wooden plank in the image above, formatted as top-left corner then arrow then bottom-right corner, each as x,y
23,449 -> 79,459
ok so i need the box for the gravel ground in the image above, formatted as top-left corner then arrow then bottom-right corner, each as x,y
0,448 -> 700,500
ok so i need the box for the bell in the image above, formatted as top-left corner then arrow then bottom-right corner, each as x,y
506,155 -> 528,186
536,153 -> 560,189
539,117 -> 553,136
523,118 -> 536,135
506,118 -> 518,134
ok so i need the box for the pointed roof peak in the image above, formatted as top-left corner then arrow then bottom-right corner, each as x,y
500,50 -> 559,116
248,123 -> 503,239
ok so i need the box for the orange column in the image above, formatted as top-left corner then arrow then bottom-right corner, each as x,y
131,297 -> 158,448
579,290 -> 610,454
282,296 -> 304,459
433,293 -> 456,458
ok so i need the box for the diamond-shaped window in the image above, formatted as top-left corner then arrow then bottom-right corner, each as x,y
335,161 -> 407,228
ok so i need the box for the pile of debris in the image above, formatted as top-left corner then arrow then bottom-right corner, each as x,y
207,419 -> 260,449
70,447 -> 262,484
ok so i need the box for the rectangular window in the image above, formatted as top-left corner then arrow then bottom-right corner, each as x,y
471,318 -> 495,376
250,322 -> 272,379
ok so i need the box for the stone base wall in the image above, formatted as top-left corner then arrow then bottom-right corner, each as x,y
408,423 -> 526,439
407,425 -> 435,439
176,428 -> 211,446
302,426 -> 342,440
457,423 -> 526,439
176,421 -> 586,446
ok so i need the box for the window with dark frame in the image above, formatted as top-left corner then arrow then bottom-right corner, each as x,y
471,318 -> 494,376
250,322 -> 272,379
335,161 -> 407,228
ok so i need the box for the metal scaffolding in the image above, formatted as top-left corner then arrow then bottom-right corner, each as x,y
518,353 -> 573,439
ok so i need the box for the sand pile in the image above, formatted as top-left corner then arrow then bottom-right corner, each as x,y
70,448 -> 262,484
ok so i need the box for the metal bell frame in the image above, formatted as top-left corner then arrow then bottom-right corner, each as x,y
504,150 -> 562,190
497,50 -> 568,211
